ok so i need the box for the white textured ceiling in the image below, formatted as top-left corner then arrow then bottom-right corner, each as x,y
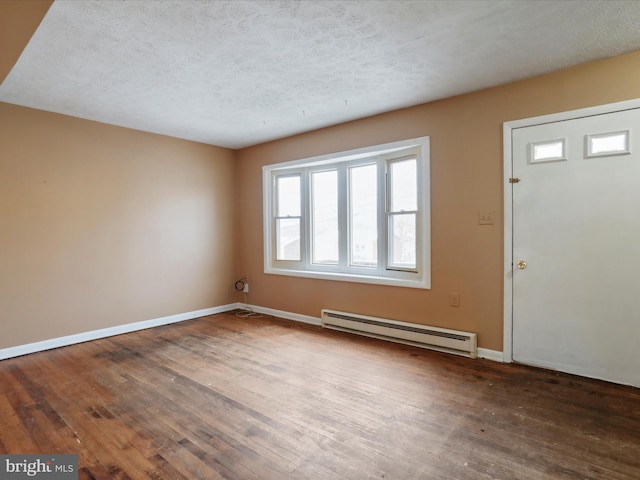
2,0 -> 640,149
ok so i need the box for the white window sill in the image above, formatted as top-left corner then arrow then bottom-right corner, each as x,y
265,266 -> 430,290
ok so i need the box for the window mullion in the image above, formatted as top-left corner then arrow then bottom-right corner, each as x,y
412,153 -> 422,272
271,174 -> 278,263
337,164 -> 349,270
301,169 -> 310,269
379,158 -> 388,274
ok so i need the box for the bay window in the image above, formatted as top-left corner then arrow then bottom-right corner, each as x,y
263,136 -> 430,289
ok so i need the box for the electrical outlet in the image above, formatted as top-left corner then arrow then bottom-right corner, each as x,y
478,210 -> 495,225
449,292 -> 460,307
242,283 -> 249,293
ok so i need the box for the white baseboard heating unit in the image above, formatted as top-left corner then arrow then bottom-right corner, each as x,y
321,309 -> 477,358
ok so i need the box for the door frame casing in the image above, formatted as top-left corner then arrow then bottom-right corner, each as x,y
502,98 -> 640,363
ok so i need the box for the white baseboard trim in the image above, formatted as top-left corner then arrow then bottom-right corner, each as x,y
0,303 -> 240,361
245,304 -> 504,361
243,304 -> 322,326
1,302 -> 504,363
477,348 -> 504,362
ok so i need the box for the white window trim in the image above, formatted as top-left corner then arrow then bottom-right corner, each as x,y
263,136 -> 431,289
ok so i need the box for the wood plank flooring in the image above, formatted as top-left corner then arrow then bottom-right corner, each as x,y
1,312 -> 639,479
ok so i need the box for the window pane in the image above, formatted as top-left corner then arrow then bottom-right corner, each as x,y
276,218 -> 300,261
390,159 -> 417,212
532,140 -> 565,162
277,175 -> 300,217
311,170 -> 338,264
588,131 -> 629,156
350,164 -> 377,267
389,213 -> 416,269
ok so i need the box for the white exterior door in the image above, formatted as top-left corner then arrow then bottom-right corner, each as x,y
510,106 -> 640,387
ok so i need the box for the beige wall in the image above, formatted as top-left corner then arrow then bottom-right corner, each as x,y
3,1 -> 640,353
0,103 -> 237,349
236,50 -> 640,351
0,1 -> 52,84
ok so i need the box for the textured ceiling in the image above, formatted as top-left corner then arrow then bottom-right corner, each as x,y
1,0 -> 640,149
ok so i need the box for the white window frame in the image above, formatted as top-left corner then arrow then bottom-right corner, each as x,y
263,136 -> 430,289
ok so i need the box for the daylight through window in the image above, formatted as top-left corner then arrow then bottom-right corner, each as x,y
263,137 -> 430,289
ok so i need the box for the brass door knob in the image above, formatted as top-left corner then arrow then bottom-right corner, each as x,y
517,260 -> 527,269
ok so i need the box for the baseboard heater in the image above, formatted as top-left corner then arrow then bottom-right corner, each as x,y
321,309 -> 477,359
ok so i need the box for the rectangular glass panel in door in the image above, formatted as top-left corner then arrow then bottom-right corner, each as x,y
311,169 -> 338,264
349,163 -> 378,267
587,130 -> 630,157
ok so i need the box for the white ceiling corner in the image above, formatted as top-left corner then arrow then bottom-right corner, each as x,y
1,0 -> 640,149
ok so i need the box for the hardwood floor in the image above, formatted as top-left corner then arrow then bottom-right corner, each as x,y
1,312 -> 639,479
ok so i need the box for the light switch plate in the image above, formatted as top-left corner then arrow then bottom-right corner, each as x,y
449,292 -> 460,307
